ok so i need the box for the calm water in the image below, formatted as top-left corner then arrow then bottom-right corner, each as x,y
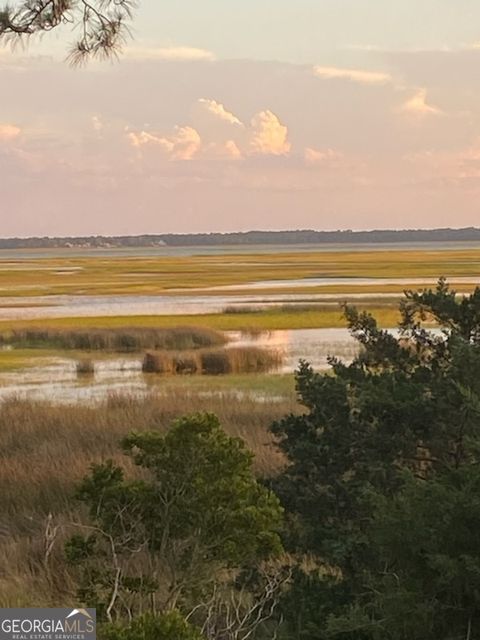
0,292 -> 401,320
2,276 -> 478,320
205,276 -> 480,291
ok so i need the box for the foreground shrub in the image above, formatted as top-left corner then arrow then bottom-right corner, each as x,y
66,413 -> 283,618
99,613 -> 203,640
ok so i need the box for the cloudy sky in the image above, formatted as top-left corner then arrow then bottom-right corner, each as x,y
2,0 -> 480,236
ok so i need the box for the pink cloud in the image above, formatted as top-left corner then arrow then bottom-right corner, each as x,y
304,147 -> 342,166
197,99 -> 244,126
0,124 -> 21,141
399,89 -> 443,116
128,102 -> 292,161
128,126 -> 202,160
314,65 -> 392,85
249,110 -> 291,156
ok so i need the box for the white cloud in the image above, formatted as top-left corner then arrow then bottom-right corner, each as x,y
313,65 -> 392,85
197,99 -> 244,126
168,126 -> 202,160
91,116 -> 103,132
0,124 -> 21,141
130,104 -> 290,161
249,110 -> 291,156
400,88 -> 443,116
304,147 -> 341,166
128,126 -> 201,160
206,139 -> 243,160
126,46 -> 216,61
128,131 -> 168,149
224,140 -> 242,159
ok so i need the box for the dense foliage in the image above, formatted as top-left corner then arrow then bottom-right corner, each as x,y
66,412 -> 284,636
274,279 -> 480,638
100,612 -> 203,640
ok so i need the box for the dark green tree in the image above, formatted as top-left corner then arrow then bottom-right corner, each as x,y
66,412 -> 283,623
273,280 -> 480,639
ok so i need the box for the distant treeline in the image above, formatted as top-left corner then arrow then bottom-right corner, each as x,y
2,227 -> 480,249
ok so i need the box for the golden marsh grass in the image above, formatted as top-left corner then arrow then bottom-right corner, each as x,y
1,248 -> 480,297
0,306 -> 401,336
0,390 -> 298,606
142,346 -> 284,375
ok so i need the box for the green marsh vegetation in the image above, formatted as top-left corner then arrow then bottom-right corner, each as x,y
0,348 -> 63,371
6,245 -> 480,344
1,248 -> 480,297
0,305 -> 401,337
0,326 -> 226,352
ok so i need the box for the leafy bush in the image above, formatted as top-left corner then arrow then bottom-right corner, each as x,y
99,612 -> 203,640
66,413 -> 283,618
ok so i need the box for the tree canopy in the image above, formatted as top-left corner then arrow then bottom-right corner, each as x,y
273,280 -> 480,639
0,0 -> 136,63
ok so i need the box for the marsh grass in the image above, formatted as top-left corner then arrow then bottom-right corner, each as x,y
0,393 -> 291,519
0,326 -> 227,352
0,349 -> 62,372
76,359 -> 95,376
0,391 -> 297,605
207,347 -> 284,374
223,301 -> 399,315
142,346 -> 284,375
2,249 -> 480,298
142,351 -> 200,375
0,306 -> 401,334
224,305 -> 265,314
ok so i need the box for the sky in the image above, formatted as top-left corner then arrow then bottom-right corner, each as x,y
2,0 -> 480,236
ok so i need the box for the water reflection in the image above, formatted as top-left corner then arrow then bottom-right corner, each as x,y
227,328 -> 359,372
2,274 -> 479,321
0,292 -> 398,320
